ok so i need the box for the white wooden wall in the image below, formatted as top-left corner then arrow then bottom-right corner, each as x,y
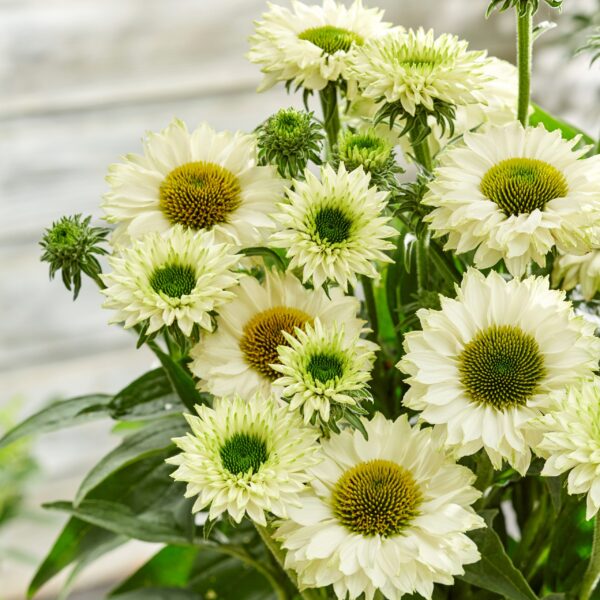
0,0 -> 598,598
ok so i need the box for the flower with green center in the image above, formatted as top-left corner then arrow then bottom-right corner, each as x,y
168,393 -> 321,525
397,268 -> 600,474
347,28 -> 490,122
553,248 -> 600,301
276,413 -> 484,600
190,270 -> 365,398
101,225 -> 241,337
272,319 -> 377,426
40,214 -> 110,299
425,122 -> 600,277
103,119 -> 284,247
272,163 -> 397,290
257,108 -> 324,178
247,0 -> 393,92
536,379 -> 600,520
335,129 -> 402,191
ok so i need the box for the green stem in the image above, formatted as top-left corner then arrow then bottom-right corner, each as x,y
361,275 -> 379,343
319,82 -> 341,158
255,524 -> 322,600
580,515 -> 600,600
516,8 -> 533,126
409,131 -> 433,172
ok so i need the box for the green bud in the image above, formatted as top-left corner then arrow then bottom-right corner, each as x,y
336,129 -> 403,191
486,0 -> 562,17
256,108 -> 324,178
40,214 -> 110,299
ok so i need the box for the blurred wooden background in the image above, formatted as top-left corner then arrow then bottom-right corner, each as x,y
0,0 -> 598,597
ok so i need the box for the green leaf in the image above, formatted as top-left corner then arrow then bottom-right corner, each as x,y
109,369 -> 183,421
46,493 -> 192,546
460,511 -> 539,600
152,346 -> 205,412
544,496 -> 594,593
0,394 -> 111,449
31,455 -> 191,596
111,546 -> 199,594
75,415 -> 187,504
530,104 -> 595,146
112,590 -> 202,600
28,518 -> 122,598
238,247 -> 288,271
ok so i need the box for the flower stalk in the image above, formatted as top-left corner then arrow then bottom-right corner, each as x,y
516,7 -> 533,126
580,516 -> 600,600
319,82 -> 341,157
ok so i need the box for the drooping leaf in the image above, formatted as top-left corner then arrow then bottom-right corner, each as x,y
46,491 -> 192,546
152,347 -> 205,412
31,455 -> 192,596
460,511 -> 538,600
109,368 -> 183,421
28,518 -> 123,598
529,104 -> 595,146
75,415 -> 187,504
0,394 -> 111,449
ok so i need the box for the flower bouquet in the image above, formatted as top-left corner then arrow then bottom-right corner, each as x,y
6,0 -> 600,598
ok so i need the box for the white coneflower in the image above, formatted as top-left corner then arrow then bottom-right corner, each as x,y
168,393 -> 321,525
536,380 -> 600,519
102,119 -> 284,246
397,269 -> 600,474
425,122 -> 600,277
247,0 -> 393,92
272,163 -> 396,290
277,413 -> 484,600
272,319 -> 377,425
189,270 -> 365,398
347,28 -> 490,117
101,226 -> 240,336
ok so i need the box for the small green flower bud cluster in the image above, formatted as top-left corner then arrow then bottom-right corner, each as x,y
40,214 -> 110,299
486,0 -> 562,17
257,108 -> 324,178
336,129 -> 403,191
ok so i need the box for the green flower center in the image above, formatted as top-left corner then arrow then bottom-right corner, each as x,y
480,158 -> 568,216
459,325 -> 546,409
333,459 -> 421,537
149,264 -> 196,298
220,432 -> 268,476
240,306 -> 312,380
307,352 -> 344,384
339,132 -> 391,172
298,25 -> 364,55
313,206 -> 353,245
159,161 -> 241,230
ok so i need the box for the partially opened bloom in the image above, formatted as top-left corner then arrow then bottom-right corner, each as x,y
347,28 -> 490,117
553,249 -> 600,300
248,0 -> 392,92
536,380 -> 600,519
190,270 -> 364,397
425,122 -> 600,276
101,226 -> 240,336
272,164 -> 396,290
277,413 -> 484,600
168,393 -> 321,525
272,319 -> 377,425
397,269 -> 600,474
103,119 -> 284,246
